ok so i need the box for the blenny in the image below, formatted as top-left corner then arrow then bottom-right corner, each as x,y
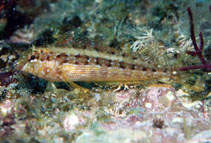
17,46 -> 176,83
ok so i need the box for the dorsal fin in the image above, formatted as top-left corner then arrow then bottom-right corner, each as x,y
47,35 -> 164,70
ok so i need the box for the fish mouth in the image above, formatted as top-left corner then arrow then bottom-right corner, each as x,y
15,59 -> 26,71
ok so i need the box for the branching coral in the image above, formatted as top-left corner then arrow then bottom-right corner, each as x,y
179,7 -> 211,72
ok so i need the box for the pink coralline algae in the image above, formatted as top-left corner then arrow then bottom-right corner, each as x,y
99,86 -> 210,143
141,86 -> 178,112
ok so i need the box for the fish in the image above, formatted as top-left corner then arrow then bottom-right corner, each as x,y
16,46 -> 176,83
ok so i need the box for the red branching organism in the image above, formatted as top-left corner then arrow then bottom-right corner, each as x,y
0,1 -> 5,15
179,7 -> 211,72
0,0 -> 16,16
0,5 -> 5,13
0,71 -> 16,87
0,0 -> 6,15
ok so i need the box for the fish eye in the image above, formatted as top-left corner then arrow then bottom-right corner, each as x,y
29,55 -> 36,61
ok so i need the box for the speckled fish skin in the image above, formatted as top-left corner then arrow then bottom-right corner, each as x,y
18,47 -> 175,82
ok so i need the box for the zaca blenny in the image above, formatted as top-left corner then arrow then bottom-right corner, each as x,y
17,46 -> 177,83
